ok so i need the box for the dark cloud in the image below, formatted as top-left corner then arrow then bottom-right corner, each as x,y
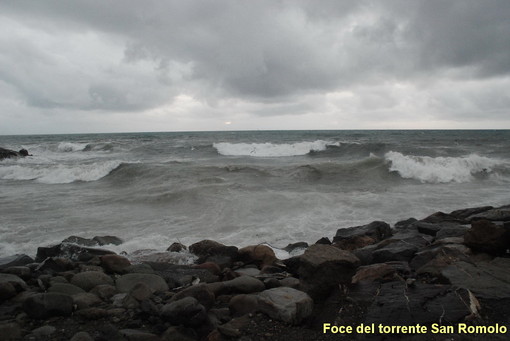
0,0 -> 509,133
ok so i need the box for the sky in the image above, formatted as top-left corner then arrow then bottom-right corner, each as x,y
1,0 -> 510,135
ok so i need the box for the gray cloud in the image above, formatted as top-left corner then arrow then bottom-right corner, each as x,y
0,0 -> 509,133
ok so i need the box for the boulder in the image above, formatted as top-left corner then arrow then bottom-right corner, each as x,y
170,283 -> 215,310
351,263 -> 396,284
145,262 -> 218,287
93,235 -> 123,246
62,236 -> 98,247
119,329 -> 160,341
464,219 -> 510,255
167,242 -> 187,252
36,243 -> 115,262
238,244 -> 277,267
70,331 -> 94,341
0,273 -> 27,291
0,254 -> 34,270
48,283 -> 86,296
189,240 -> 238,264
257,287 -> 313,325
467,206 -> 510,222
115,273 -> 168,293
297,244 -> 360,299
71,271 -> 114,291
229,294 -> 259,316
90,284 -> 118,300
0,147 -> 28,160
72,292 -> 103,310
410,244 -> 471,272
129,282 -> 154,302
22,293 -> 73,319
161,297 -> 208,327
0,322 -> 22,341
100,254 -> 131,273
2,266 -> 31,280
207,275 -> 265,295
333,221 -> 392,251
371,231 -> 433,263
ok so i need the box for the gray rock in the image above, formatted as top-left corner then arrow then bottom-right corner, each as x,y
371,231 -> 433,263
90,284 -> 118,300
0,322 -> 22,341
71,271 -> 114,291
0,282 -> 17,302
333,221 -> 392,250
72,292 -> 103,310
0,254 -> 34,270
161,326 -> 197,341
161,297 -> 208,327
207,275 -> 265,295
258,287 -> 313,325
464,220 -> 510,255
23,293 -> 73,319
229,294 -> 259,316
70,331 -> 94,341
146,262 -> 218,287
119,329 -> 160,341
93,235 -> 123,245
101,254 -> 131,274
351,263 -> 396,284
0,273 -> 27,291
170,283 -> 215,309
468,206 -> 510,222
116,273 -> 168,293
48,282 -> 86,296
129,282 -> 154,302
279,277 -> 300,289
2,266 -> 31,280
32,325 -> 56,337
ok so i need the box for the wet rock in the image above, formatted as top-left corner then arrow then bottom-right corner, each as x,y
161,297 -> 208,327
0,254 -> 34,270
279,277 -> 300,289
93,235 -> 123,246
468,206 -> 510,222
71,271 -> 114,291
0,282 -> 17,302
62,236 -> 98,247
0,147 -> 27,160
116,273 -> 169,293
192,262 -> 221,276
31,325 -> 57,337
238,244 -> 277,267
120,329 -> 160,341
297,244 -> 360,299
70,331 -> 94,341
161,326 -> 197,341
129,282 -> 154,301
189,240 -> 238,264
394,218 -> 418,229
170,283 -> 215,309
48,282 -> 86,296
464,219 -> 510,255
314,237 -> 331,245
2,266 -> 31,280
229,294 -> 259,316
217,275 -> 265,295
167,242 -> 187,252
73,292 -> 103,310
258,287 -> 313,325
23,293 -> 73,319
90,284 -> 118,300
333,221 -> 392,251
0,322 -> 22,341
410,244 -> 471,272
371,231 -> 433,263
449,206 -> 493,221
435,224 -> 470,240
0,273 -> 27,291
234,266 -> 260,277
283,242 -> 309,253
36,243 -> 115,262
364,281 -> 476,325
101,254 -> 132,274
146,262 -> 218,287
351,263 -> 396,284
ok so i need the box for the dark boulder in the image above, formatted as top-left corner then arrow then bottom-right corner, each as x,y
189,240 -> 238,264
464,219 -> 510,255
161,297 -> 209,327
36,243 -> 116,262
333,221 -> 392,251
0,254 -> 34,270
92,235 -> 123,246
0,147 -> 30,160
371,231 -> 433,263
23,293 -> 74,319
467,205 -> 510,222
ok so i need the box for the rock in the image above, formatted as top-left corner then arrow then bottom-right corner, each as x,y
464,219 -> 510,255
192,262 -> 221,275
434,225 -> 470,240
170,284 -> 215,309
394,218 -> 418,229
468,206 -> 510,222
62,236 -> 98,246
279,277 -> 300,289
0,254 -> 34,270
129,282 -> 154,301
238,244 -> 278,267
363,281 -> 476,325
167,242 -> 187,252
234,267 -> 260,277
161,297 -> 208,327
71,271 -> 114,291
333,221 -> 392,251
0,322 -> 22,341
161,326 -> 197,341
314,237 -> 331,245
101,254 -> 131,273
189,240 -> 238,263
90,284 -> 118,300
229,294 -> 259,316
145,262 -> 218,287
0,147 -> 27,160
0,282 -> 17,302
48,282 -> 86,296
410,244 -> 471,272
371,231 -> 433,263
297,244 -> 360,299
258,287 -> 313,325
23,293 -> 73,319
32,325 -> 56,337
0,273 -> 27,291
120,329 -> 160,341
72,292 -> 103,310
283,242 -> 309,253
70,331 -> 95,341
93,235 -> 123,245
221,275 -> 265,295
76,307 -> 109,320
352,263 -> 396,284
449,206 -> 493,221
2,266 -> 31,280
36,243 -> 115,262
116,273 -> 169,293
441,258 -> 510,300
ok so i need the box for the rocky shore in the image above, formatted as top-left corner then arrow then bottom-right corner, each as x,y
1,205 -> 509,340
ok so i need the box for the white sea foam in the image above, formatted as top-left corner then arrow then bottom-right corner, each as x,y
57,142 -> 89,152
0,160 -> 123,184
385,151 -> 501,183
213,140 -> 339,157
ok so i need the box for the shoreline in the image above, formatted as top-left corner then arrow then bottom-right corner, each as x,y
1,204 -> 510,340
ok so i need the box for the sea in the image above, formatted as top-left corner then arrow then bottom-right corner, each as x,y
1,130 -> 509,260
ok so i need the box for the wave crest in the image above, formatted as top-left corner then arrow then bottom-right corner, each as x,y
57,142 -> 89,152
385,151 -> 500,183
213,140 -> 339,157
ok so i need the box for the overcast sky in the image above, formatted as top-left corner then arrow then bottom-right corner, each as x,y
1,0 -> 509,134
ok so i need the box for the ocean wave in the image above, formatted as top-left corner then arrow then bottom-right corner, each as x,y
57,142 -> 90,152
0,160 -> 124,184
385,151 -> 502,183
213,140 -> 340,157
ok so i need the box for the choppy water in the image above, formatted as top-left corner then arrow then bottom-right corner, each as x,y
1,130 -> 509,258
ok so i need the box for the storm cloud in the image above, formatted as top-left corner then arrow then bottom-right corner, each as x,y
1,0 -> 509,134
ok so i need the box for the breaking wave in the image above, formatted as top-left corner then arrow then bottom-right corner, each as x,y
0,160 -> 124,184
57,142 -> 90,152
213,140 -> 340,157
385,151 -> 503,183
